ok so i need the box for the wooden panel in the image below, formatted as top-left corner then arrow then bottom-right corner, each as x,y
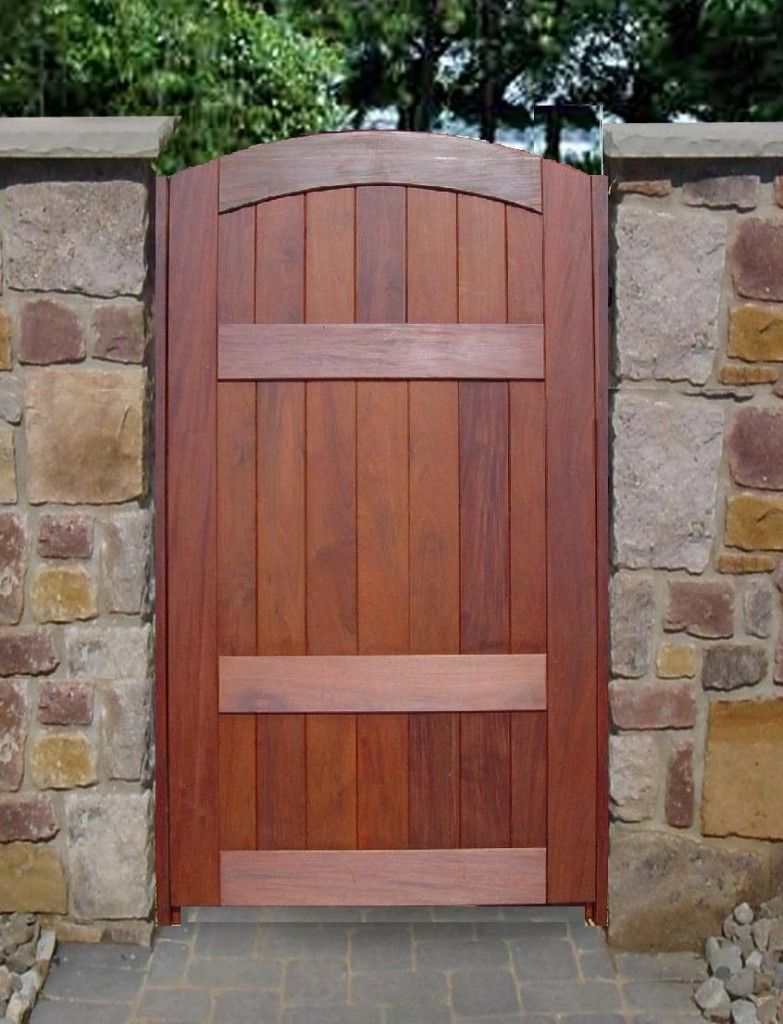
221,847 -> 546,906
409,715 -> 459,848
255,196 -> 307,850
305,188 -> 357,850
220,131 -> 542,212
220,654 -> 547,712
511,712 -> 547,847
544,161 -> 598,902
167,161 -> 219,905
507,206 -> 543,322
218,322 -> 543,380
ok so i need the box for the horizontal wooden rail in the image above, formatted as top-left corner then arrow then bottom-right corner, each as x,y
221,848 -> 546,905
219,654 -> 546,713
218,323 -> 544,380
219,131 -> 542,212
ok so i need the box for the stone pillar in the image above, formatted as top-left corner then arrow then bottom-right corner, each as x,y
0,117 -> 175,942
605,123 -> 783,950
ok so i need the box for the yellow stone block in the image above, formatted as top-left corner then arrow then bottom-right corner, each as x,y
729,304 -> 783,362
31,733 -> 97,789
656,643 -> 697,678
0,843 -> 67,913
0,427 -> 16,503
719,364 -> 778,385
717,552 -> 777,574
0,309 -> 11,370
31,566 -> 97,623
726,494 -> 783,551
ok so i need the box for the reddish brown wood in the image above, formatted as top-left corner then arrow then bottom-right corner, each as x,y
221,847 -> 546,905
306,715 -> 357,850
460,714 -> 511,848
167,161 -> 220,905
544,161 -> 598,903
219,131 -> 542,212
409,715 -> 459,849
511,712 -> 547,847
507,206 -> 543,322
256,195 -> 304,324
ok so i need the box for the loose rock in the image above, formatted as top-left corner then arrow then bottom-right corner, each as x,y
696,976 -> 731,1021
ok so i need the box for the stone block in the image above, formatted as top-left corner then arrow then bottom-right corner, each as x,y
683,175 -> 759,210
26,367 -> 146,504
38,680 -> 93,726
0,795 -> 58,842
656,643 -> 697,678
730,220 -> 783,301
93,303 -> 146,363
0,425 -> 16,503
101,511 -> 151,614
726,494 -> 783,551
775,631 -> 783,685
30,733 -> 97,789
610,678 -> 696,730
0,511 -> 25,625
609,733 -> 659,822
718,553 -> 777,575
665,579 -> 734,638
19,299 -> 85,364
0,378 -> 22,424
728,407 -> 783,489
665,740 -> 694,829
65,790 -> 153,919
610,573 -> 655,677
729,305 -> 783,362
0,630 -> 57,676
101,679 -> 151,781
616,180 -> 672,197
65,624 -> 151,679
613,392 -> 725,572
0,843 -> 67,913
0,309 -> 11,369
5,181 -> 147,297
703,699 -> 783,839
31,566 -> 97,623
702,643 -> 767,691
0,680 -> 27,791
38,513 -> 93,559
743,580 -> 774,638
614,205 -> 726,384
719,364 -> 778,386
776,177 -> 783,207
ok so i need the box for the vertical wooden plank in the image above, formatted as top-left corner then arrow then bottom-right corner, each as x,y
167,160 -> 219,905
154,175 -> 172,924
217,206 -> 257,851
511,712 -> 547,847
407,188 -> 460,849
507,206 -> 543,323
458,194 -> 511,849
305,188 -> 357,850
544,161 -> 597,902
256,197 -> 307,850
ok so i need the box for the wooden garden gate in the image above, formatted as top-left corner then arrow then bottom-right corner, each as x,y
155,131 -> 609,925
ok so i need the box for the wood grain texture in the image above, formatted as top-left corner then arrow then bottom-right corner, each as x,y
220,131 -> 542,212
256,195 -> 304,324
507,206 -> 543,322
544,160 -> 598,903
220,654 -> 547,712
167,161 -> 220,905
511,711 -> 547,847
221,847 -> 546,905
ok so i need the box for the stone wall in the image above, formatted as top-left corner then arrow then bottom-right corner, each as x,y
605,125 -> 783,951
0,119 -> 174,943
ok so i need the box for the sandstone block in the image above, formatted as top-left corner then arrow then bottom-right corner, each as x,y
683,175 -> 759,211
616,180 -> 672,197
0,844 -> 66,914
0,630 -> 57,677
609,733 -> 659,822
0,680 -> 27,791
65,624 -> 151,679
38,513 -> 93,559
0,309 -> 11,369
702,644 -> 767,691
665,579 -> 734,638
657,643 -> 697,678
610,573 -> 655,677
0,378 -> 22,424
38,680 -> 93,726
729,305 -> 783,363
26,367 -> 146,504
31,566 -> 97,623
65,790 -> 153,919
0,512 -> 26,625
718,553 -> 776,575
613,392 -> 725,572
5,181 -> 147,297
666,740 -> 694,829
93,303 -> 146,363
19,299 -> 84,364
610,678 -> 696,730
728,408 -> 783,490
0,426 -> 16,503
730,220 -> 783,301
719,364 -> 778,386
614,206 -> 726,384
0,796 -> 58,842
703,699 -> 783,839
30,734 -> 97,789
726,494 -> 783,551
101,679 -> 151,781
101,511 -> 151,614
743,580 -> 774,638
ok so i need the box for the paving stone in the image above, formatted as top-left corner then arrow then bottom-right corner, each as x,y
44,963 -> 143,1003
352,969 -> 448,1019
578,948 -> 617,979
431,906 -> 502,921
283,957 -> 348,1005
144,941 -> 189,986
193,923 -> 260,957
416,938 -> 510,971
568,924 -> 609,949
503,906 -> 584,923
53,941 -> 150,972
281,1008 -> 382,1024
185,955 -> 282,989
351,924 -> 413,972
451,966 -> 520,1017
624,979 -> 701,1012
263,923 -> 348,958
31,999 -> 130,1024
191,906 -> 267,923
520,981 -> 622,1014
561,1017 -> 625,1024
512,939 -> 579,980
213,988 -> 280,1023
476,920 -> 568,939
136,986 -> 212,1021
413,921 -> 477,941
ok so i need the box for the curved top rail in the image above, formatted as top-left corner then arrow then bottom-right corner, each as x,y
218,130 -> 542,212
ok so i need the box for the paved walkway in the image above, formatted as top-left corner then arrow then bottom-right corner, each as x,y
31,907 -> 705,1023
